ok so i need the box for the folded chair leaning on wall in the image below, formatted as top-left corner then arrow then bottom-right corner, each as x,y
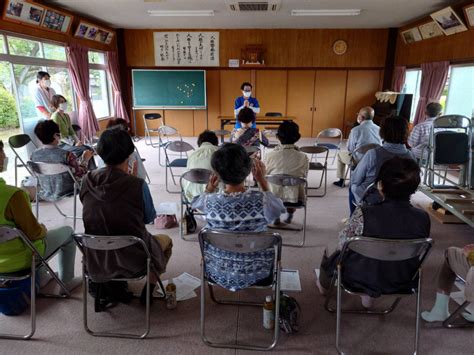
199,228 -> 282,351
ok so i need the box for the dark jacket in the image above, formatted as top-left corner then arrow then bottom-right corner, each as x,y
80,167 -> 166,281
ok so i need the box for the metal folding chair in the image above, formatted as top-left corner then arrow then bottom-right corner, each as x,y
443,267 -> 474,328
179,168 -> 212,240
73,233 -> 165,339
324,236 -> 433,355
266,174 -> 308,247
423,115 -> 472,189
164,141 -> 194,194
299,146 -> 329,197
315,128 -> 343,165
134,146 -> 151,184
27,161 -> 80,230
199,228 -> 282,351
0,226 -> 72,340
265,112 -> 283,117
157,125 -> 183,167
212,129 -> 231,144
8,134 -> 37,187
143,113 -> 162,147
343,143 -> 381,182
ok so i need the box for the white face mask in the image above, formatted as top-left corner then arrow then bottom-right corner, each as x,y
243,91 -> 251,98
43,79 -> 51,88
59,103 -> 68,111
1,157 -> 8,173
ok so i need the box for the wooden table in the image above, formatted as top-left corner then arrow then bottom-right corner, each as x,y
219,116 -> 295,131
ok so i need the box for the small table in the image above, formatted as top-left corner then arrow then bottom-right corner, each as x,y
219,116 -> 295,131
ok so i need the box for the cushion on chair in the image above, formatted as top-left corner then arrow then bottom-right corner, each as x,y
168,159 -> 188,168
309,162 -> 325,170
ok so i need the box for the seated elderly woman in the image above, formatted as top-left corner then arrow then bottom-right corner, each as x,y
264,121 -> 309,224
422,246 -> 474,323
317,157 -> 430,308
80,128 -> 172,304
31,120 -> 94,200
183,130 -> 219,201
231,107 -> 269,148
192,143 -> 285,232
0,140 -> 79,292
349,115 -> 414,214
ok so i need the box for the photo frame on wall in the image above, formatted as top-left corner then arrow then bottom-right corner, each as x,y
3,0 -> 45,26
74,21 -> 115,45
401,27 -> 423,44
418,21 -> 444,39
463,4 -> 474,27
41,8 -> 72,33
430,6 -> 468,35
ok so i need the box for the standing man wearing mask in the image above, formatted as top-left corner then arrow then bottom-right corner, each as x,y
234,82 -> 260,129
33,71 -> 56,119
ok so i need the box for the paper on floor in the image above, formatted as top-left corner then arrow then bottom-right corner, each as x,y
280,269 -> 302,292
154,272 -> 201,301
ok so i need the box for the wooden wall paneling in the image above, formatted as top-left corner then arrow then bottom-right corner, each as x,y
312,70 -> 348,136
219,70 -> 251,117
286,70 -> 315,137
206,70 -> 221,130
344,70 -> 383,124
193,110 -> 208,136
164,110 -> 194,136
133,109 -> 164,136
255,70 -> 287,116
124,29 -> 155,66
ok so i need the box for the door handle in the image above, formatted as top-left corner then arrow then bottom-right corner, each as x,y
310,107 -> 313,111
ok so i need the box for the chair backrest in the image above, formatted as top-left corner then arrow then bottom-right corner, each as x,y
27,161 -> 74,177
265,174 -> 307,188
143,113 -> 162,120
165,140 -> 194,153
317,128 -> 342,139
354,143 -> 380,156
433,115 -> 470,130
180,168 -> 212,185
299,145 -> 329,155
212,129 -> 231,137
265,112 -> 283,117
8,134 -> 34,149
0,225 -> 41,257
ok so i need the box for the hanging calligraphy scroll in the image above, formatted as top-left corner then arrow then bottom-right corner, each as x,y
154,32 -> 219,66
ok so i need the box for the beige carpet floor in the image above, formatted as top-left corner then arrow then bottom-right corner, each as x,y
1,137 -> 473,355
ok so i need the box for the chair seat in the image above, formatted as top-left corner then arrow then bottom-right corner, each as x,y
168,158 -> 188,168
0,268 -> 32,280
317,143 -> 339,150
309,162 -> 325,170
207,272 -> 274,289
284,201 -> 305,208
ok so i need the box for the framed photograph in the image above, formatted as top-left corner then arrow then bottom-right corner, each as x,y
41,8 -> 72,33
105,32 -> 114,45
463,4 -> 474,27
96,29 -> 109,43
3,0 -> 44,26
401,27 -> 422,44
75,23 -> 89,38
85,26 -> 98,40
26,4 -> 43,25
418,21 -> 444,39
430,6 -> 468,35
5,0 -> 24,19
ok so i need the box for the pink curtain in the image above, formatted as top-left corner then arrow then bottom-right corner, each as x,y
413,61 -> 449,126
66,43 -> 99,139
106,51 -> 130,122
392,66 -> 406,92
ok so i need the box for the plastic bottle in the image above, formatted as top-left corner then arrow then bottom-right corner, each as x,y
263,295 -> 275,329
165,281 -> 177,309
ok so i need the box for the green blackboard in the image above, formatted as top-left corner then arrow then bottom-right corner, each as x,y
132,70 -> 206,109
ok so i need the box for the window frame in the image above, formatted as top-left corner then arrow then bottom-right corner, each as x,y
403,68 -> 422,122
88,50 -> 113,119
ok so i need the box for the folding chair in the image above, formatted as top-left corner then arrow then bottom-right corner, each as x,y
179,168 -> 212,241
27,161 -> 80,230
8,134 -> 37,187
164,141 -> 194,194
315,128 -> 343,165
73,233 -> 165,339
343,143 -> 381,183
266,174 -> 308,247
265,112 -> 283,117
134,146 -> 151,184
324,236 -> 433,355
199,228 -> 282,350
443,266 -> 474,328
143,113 -> 162,147
423,115 -> 472,189
157,125 -> 182,167
0,226 -> 72,340
212,129 -> 231,144
299,146 -> 329,197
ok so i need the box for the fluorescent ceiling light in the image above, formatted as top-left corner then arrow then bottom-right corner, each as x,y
147,10 -> 215,17
291,9 -> 361,16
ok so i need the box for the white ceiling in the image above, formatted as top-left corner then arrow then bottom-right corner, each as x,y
46,0 -> 462,29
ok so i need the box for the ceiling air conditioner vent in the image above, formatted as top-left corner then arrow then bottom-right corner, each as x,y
227,1 -> 281,12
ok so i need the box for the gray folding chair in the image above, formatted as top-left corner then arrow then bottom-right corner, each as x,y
199,228 -> 282,351
324,236 -> 433,355
299,146 -> 329,197
73,233 -> 165,339
143,113 -> 162,147
164,141 -> 194,194
343,143 -> 381,182
157,125 -> 183,167
133,146 -> 151,184
266,174 -> 308,247
27,161 -> 80,230
212,129 -> 231,144
8,134 -> 37,187
0,226 -> 72,340
315,128 -> 343,165
443,266 -> 474,328
179,168 -> 212,240
265,112 -> 283,117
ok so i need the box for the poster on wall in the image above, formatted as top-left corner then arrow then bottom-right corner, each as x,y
463,4 -> 474,27
74,21 -> 115,45
430,6 -> 467,36
41,8 -> 72,33
401,27 -> 423,44
4,0 -> 45,26
154,32 -> 219,66
418,21 -> 444,39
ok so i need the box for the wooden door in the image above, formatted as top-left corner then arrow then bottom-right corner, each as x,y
255,70 -> 287,116
286,70 -> 315,137
220,70 -> 252,117
313,70 -> 347,136
344,70 -> 383,124
164,110 -> 194,136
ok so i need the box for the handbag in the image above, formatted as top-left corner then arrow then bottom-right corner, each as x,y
154,214 -> 178,229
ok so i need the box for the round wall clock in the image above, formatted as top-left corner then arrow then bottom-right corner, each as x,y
333,40 -> 348,55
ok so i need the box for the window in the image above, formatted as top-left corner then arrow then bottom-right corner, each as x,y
88,51 -> 105,64
403,69 -> 422,122
88,50 -> 112,119
7,36 -> 42,58
0,36 -> 5,54
445,65 -> 474,118
43,43 -> 66,61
